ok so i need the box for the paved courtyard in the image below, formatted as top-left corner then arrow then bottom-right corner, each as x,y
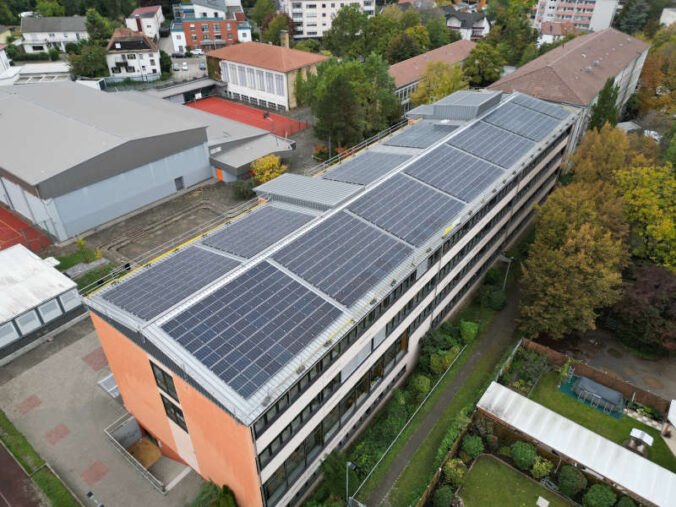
0,319 -> 203,507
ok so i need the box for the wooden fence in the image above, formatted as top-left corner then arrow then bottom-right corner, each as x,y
522,339 -> 670,414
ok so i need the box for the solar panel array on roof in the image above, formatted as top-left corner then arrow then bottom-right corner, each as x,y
482,102 -> 562,142
404,145 -> 504,202
511,94 -> 571,120
161,261 -> 341,398
384,121 -> 457,149
203,206 -> 314,258
273,212 -> 413,306
348,174 -> 465,247
101,246 -> 240,321
447,122 -> 535,168
322,152 -> 412,186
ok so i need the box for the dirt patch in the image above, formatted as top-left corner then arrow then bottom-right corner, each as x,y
607,348 -> 623,359
623,366 -> 636,375
127,437 -> 161,469
642,376 -> 664,389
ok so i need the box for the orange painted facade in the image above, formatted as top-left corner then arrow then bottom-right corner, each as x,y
91,312 -> 263,506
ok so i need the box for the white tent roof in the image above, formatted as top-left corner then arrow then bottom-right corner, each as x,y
0,244 -> 76,323
478,382 -> 676,507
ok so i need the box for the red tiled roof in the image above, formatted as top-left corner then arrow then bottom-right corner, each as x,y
207,42 -> 329,73
129,5 -> 162,17
106,27 -> 158,52
388,40 -> 476,88
0,44 -> 6,52
540,21 -> 578,37
488,28 -> 650,106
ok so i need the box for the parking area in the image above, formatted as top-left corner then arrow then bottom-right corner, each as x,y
170,55 -> 207,82
0,319 -> 203,506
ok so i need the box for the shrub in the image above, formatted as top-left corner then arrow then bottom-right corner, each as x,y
583,484 -> 617,507
48,48 -> 59,61
530,456 -> 553,479
487,288 -> 506,310
461,435 -> 484,459
511,441 -> 537,471
485,268 -> 501,284
498,446 -> 511,458
65,42 -> 80,54
409,374 -> 431,405
616,497 -> 636,507
233,180 -> 255,199
460,320 -> 479,344
430,353 -> 446,376
442,458 -> 467,487
557,465 -> 587,498
439,321 -> 458,338
250,154 -> 287,184
435,407 -> 472,465
432,486 -> 454,506
485,434 -> 498,452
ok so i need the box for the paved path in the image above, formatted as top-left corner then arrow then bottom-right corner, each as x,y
0,444 -> 47,507
367,292 -> 520,506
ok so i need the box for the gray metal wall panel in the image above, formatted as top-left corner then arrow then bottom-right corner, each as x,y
53,143 -> 211,240
36,127 -> 208,198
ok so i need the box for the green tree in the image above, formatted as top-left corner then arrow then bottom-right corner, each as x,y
313,64 -> 363,147
0,0 -> 15,25
36,0 -> 65,16
323,4 -> 368,58
386,31 -> 420,63
461,435 -> 484,459
294,38 -> 320,52
432,486 -> 454,507
250,0 -> 275,27
399,9 -> 420,30
511,441 -> 537,471
68,42 -> 108,77
159,49 -> 171,75
484,0 -> 538,65
571,124 -> 630,183
426,15 -> 450,49
583,484 -> 617,507
615,0 -> 648,34
404,25 -> 430,52
359,14 -> 401,59
361,53 -> 402,133
557,465 -> 587,498
589,78 -> 619,130
85,8 -> 114,46
410,61 -> 468,106
462,41 -> 504,86
442,459 -> 467,487
262,13 -> 291,45
665,133 -> 676,166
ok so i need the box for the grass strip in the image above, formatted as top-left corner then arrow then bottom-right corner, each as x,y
32,467 -> 80,506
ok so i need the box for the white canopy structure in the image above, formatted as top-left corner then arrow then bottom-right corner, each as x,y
478,382 -> 676,507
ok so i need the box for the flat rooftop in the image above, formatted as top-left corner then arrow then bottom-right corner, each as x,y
87,91 -> 576,425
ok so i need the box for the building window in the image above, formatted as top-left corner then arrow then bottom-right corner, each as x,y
38,299 -> 62,323
150,59 -> 156,65
190,24 -> 195,30
162,395 -> 187,431
238,65 -> 246,86
201,12 -> 207,17
15,310 -> 41,335
275,74 -> 284,96
247,68 -> 255,88
127,54 -> 136,59
215,34 -> 222,40
213,23 -> 220,31
256,69 -> 265,91
229,63 -> 238,84
201,24 -> 209,31
227,33 -> 232,40
48,33 -> 55,37
203,34 -> 210,40
0,322 -> 19,348
151,362 -> 178,401
192,34 -> 197,41
265,71 -> 274,93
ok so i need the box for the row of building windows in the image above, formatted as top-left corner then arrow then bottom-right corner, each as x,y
189,22 -> 233,32
252,131 -> 569,441
263,334 -> 408,504
223,63 -> 285,97
260,155 -> 564,505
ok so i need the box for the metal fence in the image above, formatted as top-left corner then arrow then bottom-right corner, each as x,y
304,119 -> 410,177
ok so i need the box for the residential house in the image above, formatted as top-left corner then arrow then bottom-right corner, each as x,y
281,0 -> 375,39
85,90 -> 577,507
442,5 -> 491,40
20,15 -> 88,53
488,28 -> 649,146
126,5 -> 165,41
171,0 -> 249,53
660,7 -> 676,26
537,20 -> 578,45
106,27 -> 161,82
388,39 -> 476,110
207,41 -> 329,110
534,0 -> 619,31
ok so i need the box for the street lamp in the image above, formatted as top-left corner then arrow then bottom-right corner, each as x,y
346,461 -> 356,506
498,253 -> 514,291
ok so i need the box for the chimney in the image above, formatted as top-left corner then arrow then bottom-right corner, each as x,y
280,29 -> 289,49
135,14 -> 142,32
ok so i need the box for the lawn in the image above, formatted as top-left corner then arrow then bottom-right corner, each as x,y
530,372 -> 676,472
460,455 -> 571,507
55,247 -> 97,270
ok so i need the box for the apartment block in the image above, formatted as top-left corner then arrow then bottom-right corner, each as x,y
171,0 -> 249,52
534,0 -> 619,31
281,0 -> 375,39
86,90 -> 577,506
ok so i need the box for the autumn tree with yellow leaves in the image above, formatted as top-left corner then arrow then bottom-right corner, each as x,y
410,61 -> 468,107
250,154 -> 287,185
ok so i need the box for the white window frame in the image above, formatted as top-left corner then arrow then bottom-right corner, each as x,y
0,321 -> 19,348
38,299 -> 62,324
15,310 -> 41,335
59,289 -> 81,312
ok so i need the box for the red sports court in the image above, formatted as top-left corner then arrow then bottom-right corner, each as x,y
187,97 -> 310,137
0,206 -> 51,252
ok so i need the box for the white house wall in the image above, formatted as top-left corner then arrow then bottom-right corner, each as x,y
23,31 -> 88,52
51,143 -> 211,240
220,60 -> 289,109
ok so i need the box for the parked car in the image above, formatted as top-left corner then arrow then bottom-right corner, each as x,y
171,52 -> 185,58
191,48 -> 205,56
172,62 -> 180,71
199,62 -> 206,70
182,62 -> 189,71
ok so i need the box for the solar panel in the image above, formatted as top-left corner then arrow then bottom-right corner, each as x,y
273,212 -> 413,306
384,121 -> 457,149
405,145 -> 504,202
322,151 -> 412,185
446,122 -> 535,169
102,246 -> 240,320
511,94 -> 571,120
161,262 -> 341,398
348,174 -> 465,247
482,102 -> 562,141
203,206 -> 314,258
